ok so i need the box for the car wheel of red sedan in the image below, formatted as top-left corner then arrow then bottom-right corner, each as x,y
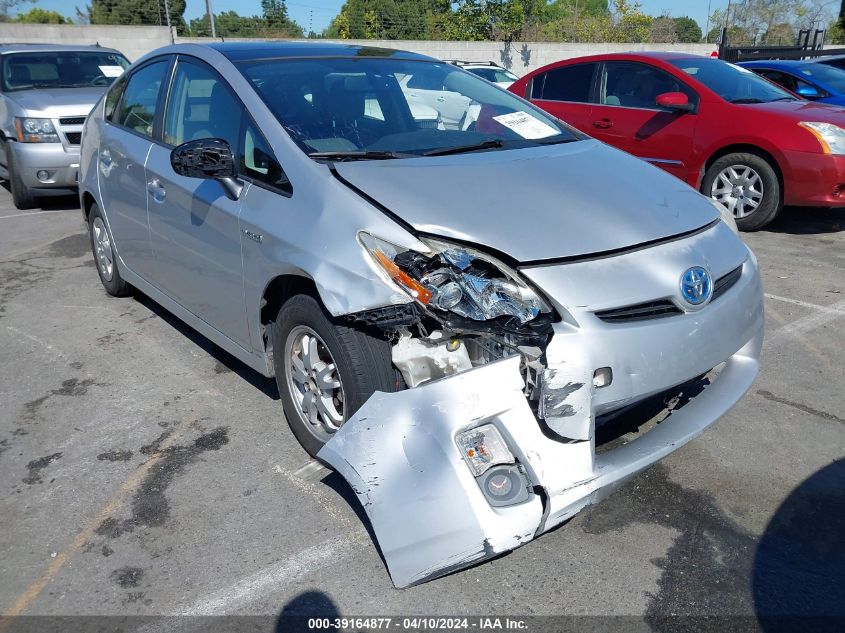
702,153 -> 781,231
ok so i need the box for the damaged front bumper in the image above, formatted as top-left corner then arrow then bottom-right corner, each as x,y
319,333 -> 762,587
319,224 -> 765,588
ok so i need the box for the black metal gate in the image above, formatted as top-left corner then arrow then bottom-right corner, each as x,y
718,27 -> 845,63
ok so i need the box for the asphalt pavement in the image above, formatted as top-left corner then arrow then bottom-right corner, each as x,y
0,188 -> 843,632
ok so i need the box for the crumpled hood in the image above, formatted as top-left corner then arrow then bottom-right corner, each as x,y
334,139 -> 719,262
7,86 -> 106,116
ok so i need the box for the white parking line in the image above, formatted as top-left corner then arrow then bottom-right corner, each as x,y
765,296 -> 845,345
765,293 -> 845,315
0,209 -> 77,220
178,535 -> 360,616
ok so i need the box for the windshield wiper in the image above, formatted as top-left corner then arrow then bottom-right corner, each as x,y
422,139 -> 504,156
307,150 -> 415,161
730,98 -> 765,104
768,97 -> 796,102
536,136 -> 579,145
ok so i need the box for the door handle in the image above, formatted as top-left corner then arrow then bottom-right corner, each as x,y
147,178 -> 166,202
593,118 -> 613,129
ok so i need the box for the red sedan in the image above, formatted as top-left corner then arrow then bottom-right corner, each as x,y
509,52 -> 845,230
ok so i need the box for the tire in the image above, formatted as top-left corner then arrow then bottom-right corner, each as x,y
88,202 -> 131,297
272,294 -> 403,458
7,144 -> 37,210
701,152 -> 781,231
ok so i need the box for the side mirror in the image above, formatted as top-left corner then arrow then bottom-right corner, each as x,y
170,138 -> 242,200
171,138 -> 236,179
656,91 -> 694,112
796,85 -> 822,99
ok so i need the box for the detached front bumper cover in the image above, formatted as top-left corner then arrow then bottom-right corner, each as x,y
318,326 -> 762,588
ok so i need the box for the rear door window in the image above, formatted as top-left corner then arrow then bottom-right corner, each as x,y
533,63 -> 596,102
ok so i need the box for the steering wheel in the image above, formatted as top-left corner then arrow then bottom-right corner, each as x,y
91,75 -> 109,86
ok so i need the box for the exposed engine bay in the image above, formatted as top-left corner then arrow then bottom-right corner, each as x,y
352,232 -> 557,417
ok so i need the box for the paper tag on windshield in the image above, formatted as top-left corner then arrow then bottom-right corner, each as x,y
99,65 -> 124,78
492,111 -> 558,139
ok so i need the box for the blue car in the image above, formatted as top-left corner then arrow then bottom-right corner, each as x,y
738,59 -> 845,106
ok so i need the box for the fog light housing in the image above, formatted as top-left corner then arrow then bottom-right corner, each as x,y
36,170 -> 50,182
593,366 -> 613,388
480,465 -> 531,507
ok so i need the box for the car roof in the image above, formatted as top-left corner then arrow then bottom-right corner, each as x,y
0,43 -> 124,55
738,59 -> 815,68
208,41 -> 435,63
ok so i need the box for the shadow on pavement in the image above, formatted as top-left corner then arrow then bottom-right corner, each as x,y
753,458 -> 845,632
132,290 -> 280,401
276,590 -> 340,632
0,181 -> 80,211
761,206 -> 844,235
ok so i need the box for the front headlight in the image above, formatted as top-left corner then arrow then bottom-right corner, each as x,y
710,198 -> 739,235
15,117 -> 60,143
359,232 -> 550,324
799,121 -> 845,155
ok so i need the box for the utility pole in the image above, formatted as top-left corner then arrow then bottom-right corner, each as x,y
163,0 -> 174,43
705,0 -> 712,43
205,0 -> 217,38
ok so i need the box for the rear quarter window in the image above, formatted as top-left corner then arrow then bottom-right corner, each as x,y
535,63 -> 596,103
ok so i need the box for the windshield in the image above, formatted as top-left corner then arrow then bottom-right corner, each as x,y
468,67 -> 519,83
797,63 -> 845,93
668,57 -> 796,104
238,57 -> 579,159
2,51 -> 129,91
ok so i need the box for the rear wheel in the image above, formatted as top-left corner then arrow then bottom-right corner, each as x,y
702,152 -> 781,231
272,294 -> 402,458
7,145 -> 37,210
88,202 -> 131,297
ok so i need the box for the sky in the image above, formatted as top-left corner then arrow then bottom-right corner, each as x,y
29,0 -> 730,35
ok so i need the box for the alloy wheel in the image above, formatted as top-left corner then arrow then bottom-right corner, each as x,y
283,325 -> 346,442
710,164 -> 764,219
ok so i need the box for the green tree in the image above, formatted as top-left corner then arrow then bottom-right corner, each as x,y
325,0 -> 433,40
91,0 -> 187,31
708,0 -> 834,46
261,0 -> 302,35
673,16 -> 702,43
609,0 -> 651,42
14,7 -> 69,23
649,15 -> 677,43
445,0 -> 545,42
0,0 -> 33,21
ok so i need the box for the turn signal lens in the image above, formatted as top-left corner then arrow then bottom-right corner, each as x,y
372,249 -> 433,304
456,424 -> 514,476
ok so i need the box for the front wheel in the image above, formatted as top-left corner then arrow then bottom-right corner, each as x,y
7,145 -> 37,210
272,294 -> 403,458
701,152 -> 781,231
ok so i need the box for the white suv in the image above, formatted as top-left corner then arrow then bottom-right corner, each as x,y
445,60 -> 519,88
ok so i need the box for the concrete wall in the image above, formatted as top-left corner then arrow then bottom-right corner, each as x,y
0,24 -> 173,61
0,23 -> 717,74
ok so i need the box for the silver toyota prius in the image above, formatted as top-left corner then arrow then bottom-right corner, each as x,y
79,42 -> 764,588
